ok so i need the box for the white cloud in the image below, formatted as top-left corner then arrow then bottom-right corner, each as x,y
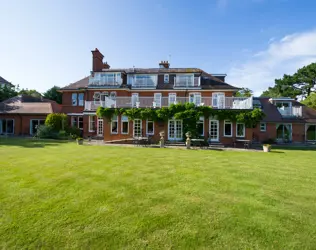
227,30 -> 316,96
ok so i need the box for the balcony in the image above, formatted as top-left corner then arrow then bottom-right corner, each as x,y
89,73 -> 122,87
277,106 -> 302,117
129,75 -> 157,89
84,96 -> 253,111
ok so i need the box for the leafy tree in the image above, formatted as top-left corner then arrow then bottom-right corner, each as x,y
235,88 -> 253,97
18,89 -> 42,98
0,85 -> 18,102
261,63 -> 316,98
302,92 -> 316,109
45,113 -> 67,131
43,86 -> 62,104
260,87 -> 282,98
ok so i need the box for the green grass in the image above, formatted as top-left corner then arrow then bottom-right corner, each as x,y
1,139 -> 316,249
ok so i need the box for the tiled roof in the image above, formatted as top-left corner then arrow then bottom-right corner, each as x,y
255,97 -> 316,123
60,77 -> 89,90
0,76 -> 13,86
0,95 -> 61,114
61,70 -> 239,91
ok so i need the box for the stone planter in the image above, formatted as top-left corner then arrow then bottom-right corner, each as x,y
263,144 -> 271,152
76,139 -> 83,145
186,132 -> 192,149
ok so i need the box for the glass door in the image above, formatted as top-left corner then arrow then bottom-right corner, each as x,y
168,119 -> 182,140
209,120 -> 219,141
30,119 -> 45,135
97,119 -> 103,136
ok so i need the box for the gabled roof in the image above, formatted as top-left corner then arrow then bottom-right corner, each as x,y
255,97 -> 316,123
0,95 -> 61,114
0,76 -> 13,86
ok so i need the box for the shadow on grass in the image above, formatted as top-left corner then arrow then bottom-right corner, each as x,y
272,146 -> 316,151
270,150 -> 285,154
0,137 -> 70,148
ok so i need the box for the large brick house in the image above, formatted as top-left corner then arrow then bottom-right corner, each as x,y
59,48 -> 256,144
59,48 -> 316,144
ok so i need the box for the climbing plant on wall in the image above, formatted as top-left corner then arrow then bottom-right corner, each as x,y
97,104 -> 265,137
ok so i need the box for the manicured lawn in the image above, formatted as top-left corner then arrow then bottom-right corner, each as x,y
1,139 -> 316,249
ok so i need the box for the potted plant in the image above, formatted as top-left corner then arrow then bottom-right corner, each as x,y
263,144 -> 271,152
76,137 -> 84,145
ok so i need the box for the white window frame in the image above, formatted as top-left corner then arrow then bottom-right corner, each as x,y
224,120 -> 232,137
71,116 -> 83,130
0,119 -> 15,134
132,93 -> 139,107
30,119 -> 45,135
89,115 -> 95,132
72,93 -> 77,106
93,92 -> 100,104
154,93 -> 162,108
260,122 -> 266,132
111,115 -> 118,134
236,123 -> 245,138
212,92 -> 225,108
121,115 -> 129,134
146,120 -> 154,135
168,93 -> 177,106
78,93 -> 84,106
197,116 -> 204,136
189,92 -> 202,106
164,74 -> 169,83
133,119 -> 142,137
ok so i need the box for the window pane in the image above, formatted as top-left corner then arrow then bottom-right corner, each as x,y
134,119 -> 142,137
72,93 -> 77,106
78,117 -> 83,129
147,121 -> 154,134
89,116 -> 95,131
237,124 -> 244,137
224,122 -> 232,136
71,117 -> 77,127
197,122 -> 204,136
122,121 -> 128,134
78,93 -> 84,106
111,121 -> 118,133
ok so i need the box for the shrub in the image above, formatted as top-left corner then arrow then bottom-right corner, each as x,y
45,113 -> 67,131
36,125 -> 59,139
66,126 -> 81,139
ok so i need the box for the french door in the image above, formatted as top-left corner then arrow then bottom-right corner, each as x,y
97,119 -> 104,136
209,120 -> 219,141
30,119 -> 45,135
168,119 -> 182,140
0,119 -> 14,134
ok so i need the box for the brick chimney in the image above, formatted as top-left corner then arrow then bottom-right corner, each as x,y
159,60 -> 170,69
91,48 -> 104,72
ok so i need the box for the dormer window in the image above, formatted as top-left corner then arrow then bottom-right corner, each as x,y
164,74 -> 169,83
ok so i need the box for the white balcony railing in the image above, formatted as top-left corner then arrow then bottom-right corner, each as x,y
84,97 -> 253,111
174,75 -> 199,88
278,106 -> 302,117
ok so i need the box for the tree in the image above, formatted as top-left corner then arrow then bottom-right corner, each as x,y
18,89 -> 42,98
261,63 -> 316,98
0,85 -> 18,102
260,87 -> 282,98
43,86 -> 62,104
302,92 -> 316,109
235,88 -> 253,97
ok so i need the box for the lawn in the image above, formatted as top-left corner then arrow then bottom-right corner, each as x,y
1,139 -> 316,249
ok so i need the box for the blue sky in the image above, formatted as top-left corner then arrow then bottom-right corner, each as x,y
1,0 -> 316,95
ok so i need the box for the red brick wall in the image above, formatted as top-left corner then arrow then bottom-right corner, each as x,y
100,114 -> 252,145
0,114 -> 47,135
61,91 -> 85,114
